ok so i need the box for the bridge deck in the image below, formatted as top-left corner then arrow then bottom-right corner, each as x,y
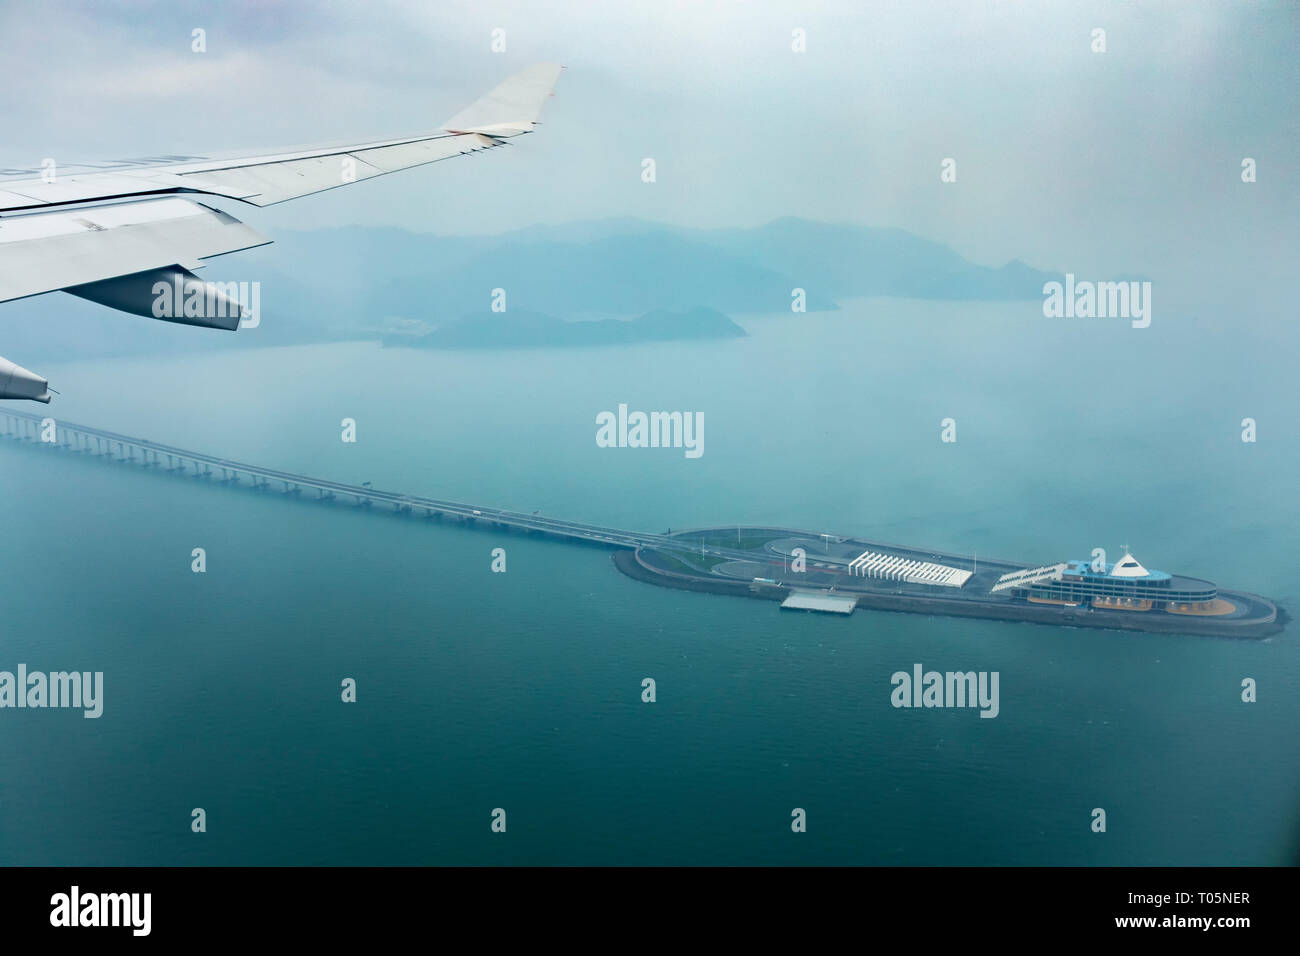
0,408 -> 672,552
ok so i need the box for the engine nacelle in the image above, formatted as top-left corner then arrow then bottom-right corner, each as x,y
66,265 -> 250,331
0,355 -> 51,403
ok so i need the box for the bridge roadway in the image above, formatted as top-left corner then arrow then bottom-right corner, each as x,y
0,408 -> 766,566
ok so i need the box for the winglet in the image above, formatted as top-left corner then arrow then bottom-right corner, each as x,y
441,63 -> 563,137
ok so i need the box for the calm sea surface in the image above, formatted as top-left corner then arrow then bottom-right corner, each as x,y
1,296 -> 1296,864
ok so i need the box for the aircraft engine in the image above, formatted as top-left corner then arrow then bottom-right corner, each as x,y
66,265 -> 250,331
0,354 -> 51,403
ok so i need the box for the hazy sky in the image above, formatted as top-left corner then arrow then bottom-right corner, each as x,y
1,0 -> 1296,294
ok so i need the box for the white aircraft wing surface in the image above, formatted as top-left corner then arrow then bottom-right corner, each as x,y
0,63 -> 563,402
0,62 -> 562,213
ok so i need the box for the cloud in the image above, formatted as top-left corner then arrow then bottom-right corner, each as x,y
0,0 -> 1295,292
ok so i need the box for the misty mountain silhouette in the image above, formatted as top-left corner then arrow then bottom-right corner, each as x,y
7,217 -> 1060,360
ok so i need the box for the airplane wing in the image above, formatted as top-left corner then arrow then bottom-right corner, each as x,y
0,62 -> 563,212
0,62 -> 563,402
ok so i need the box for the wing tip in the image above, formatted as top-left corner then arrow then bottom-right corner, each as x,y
440,62 -> 564,138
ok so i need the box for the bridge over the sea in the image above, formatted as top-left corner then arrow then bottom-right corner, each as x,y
3,408 -> 1282,637
0,408 -> 754,564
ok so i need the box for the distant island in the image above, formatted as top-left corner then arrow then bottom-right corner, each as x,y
382,306 -> 747,350
9,216 -> 1081,362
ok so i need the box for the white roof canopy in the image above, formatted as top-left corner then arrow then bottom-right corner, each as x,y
1110,552 -> 1150,577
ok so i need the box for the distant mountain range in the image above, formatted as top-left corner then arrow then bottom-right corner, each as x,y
265,216 -> 1055,319
5,217 -> 1060,360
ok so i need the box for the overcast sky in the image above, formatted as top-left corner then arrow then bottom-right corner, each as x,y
1,0 -> 1296,295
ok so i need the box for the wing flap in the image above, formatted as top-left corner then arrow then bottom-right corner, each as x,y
0,198 -> 270,304
168,132 -> 501,206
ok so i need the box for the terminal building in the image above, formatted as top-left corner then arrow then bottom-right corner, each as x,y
993,551 -> 1220,612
